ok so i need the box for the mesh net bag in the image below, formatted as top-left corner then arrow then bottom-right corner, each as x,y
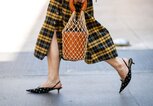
62,11 -> 89,61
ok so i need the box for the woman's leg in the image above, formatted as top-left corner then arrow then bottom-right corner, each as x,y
40,30 -> 62,88
105,57 -> 129,80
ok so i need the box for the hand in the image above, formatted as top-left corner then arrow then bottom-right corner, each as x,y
69,0 -> 87,12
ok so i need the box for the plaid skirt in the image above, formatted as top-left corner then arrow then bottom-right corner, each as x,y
34,0 -> 118,64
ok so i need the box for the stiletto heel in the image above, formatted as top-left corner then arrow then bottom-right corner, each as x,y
119,58 -> 135,93
57,87 -> 62,93
26,81 -> 62,94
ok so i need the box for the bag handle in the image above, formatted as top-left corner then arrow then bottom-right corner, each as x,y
69,0 -> 87,12
62,11 -> 88,34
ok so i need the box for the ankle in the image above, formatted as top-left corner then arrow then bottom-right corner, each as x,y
113,58 -> 123,70
116,58 -> 129,79
47,77 -> 60,82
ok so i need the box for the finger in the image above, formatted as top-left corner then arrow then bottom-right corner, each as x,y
79,0 -> 82,3
81,0 -> 86,3
74,0 -> 77,3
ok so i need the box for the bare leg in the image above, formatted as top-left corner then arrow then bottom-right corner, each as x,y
105,57 -> 129,80
40,30 -> 62,88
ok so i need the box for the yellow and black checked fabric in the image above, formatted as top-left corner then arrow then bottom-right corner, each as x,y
34,0 -> 118,64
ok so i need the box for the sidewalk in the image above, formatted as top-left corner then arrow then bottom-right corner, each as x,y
0,0 -> 153,106
0,50 -> 153,106
1,72 -> 153,106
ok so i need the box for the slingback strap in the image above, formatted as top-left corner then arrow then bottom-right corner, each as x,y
52,81 -> 61,88
122,58 -> 129,69
38,81 -> 61,89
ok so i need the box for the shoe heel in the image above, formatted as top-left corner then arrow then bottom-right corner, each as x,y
131,58 -> 135,64
57,87 -> 62,93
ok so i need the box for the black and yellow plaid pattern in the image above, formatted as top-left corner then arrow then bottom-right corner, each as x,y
34,0 -> 118,64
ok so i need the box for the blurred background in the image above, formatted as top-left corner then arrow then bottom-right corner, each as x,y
0,0 -> 153,106
0,0 -> 48,61
0,0 -> 153,61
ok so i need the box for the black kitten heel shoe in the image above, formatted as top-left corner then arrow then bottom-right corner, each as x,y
26,81 -> 62,94
119,58 -> 135,93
